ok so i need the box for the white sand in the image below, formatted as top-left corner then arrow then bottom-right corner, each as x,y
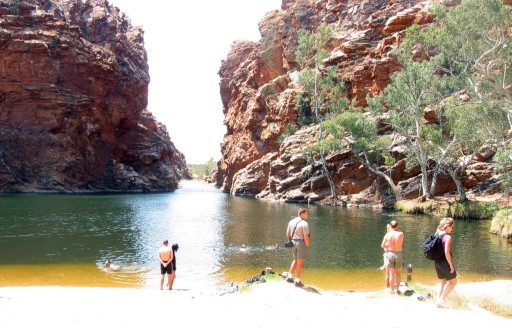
0,280 -> 511,328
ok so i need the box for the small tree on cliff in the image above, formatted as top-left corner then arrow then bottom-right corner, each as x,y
322,110 -> 402,200
439,99 -> 509,202
294,23 -> 348,204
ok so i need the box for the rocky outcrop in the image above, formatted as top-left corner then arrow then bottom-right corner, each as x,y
217,0 -> 497,206
0,0 -> 189,193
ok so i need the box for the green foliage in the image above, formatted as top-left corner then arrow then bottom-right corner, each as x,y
323,110 -> 378,155
278,124 -> 298,145
294,23 -> 349,202
299,164 -> 313,182
494,147 -> 512,196
447,201 -> 498,220
490,209 -> 512,239
285,123 -> 297,136
296,24 -> 334,68
8,0 -> 20,15
394,199 -> 436,214
188,158 -> 216,179
295,24 -> 348,126
445,101 -> 508,151
367,40 -> 446,198
423,0 -> 512,127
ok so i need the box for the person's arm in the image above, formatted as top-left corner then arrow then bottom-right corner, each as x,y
286,224 -> 291,241
304,232 -> 310,247
158,251 -> 162,265
381,234 -> 388,250
158,251 -> 166,267
444,235 -> 455,273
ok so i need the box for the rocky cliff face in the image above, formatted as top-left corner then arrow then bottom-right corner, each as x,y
0,0 -> 189,193
217,0 -> 496,206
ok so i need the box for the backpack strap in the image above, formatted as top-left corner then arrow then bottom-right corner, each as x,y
289,220 -> 302,241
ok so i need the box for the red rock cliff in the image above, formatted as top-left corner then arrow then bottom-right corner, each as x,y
0,0 -> 190,192
217,0 -> 495,206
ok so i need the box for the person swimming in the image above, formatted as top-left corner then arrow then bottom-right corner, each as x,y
105,260 -> 120,271
266,243 -> 280,250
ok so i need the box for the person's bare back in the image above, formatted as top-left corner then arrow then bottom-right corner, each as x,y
384,230 -> 404,252
159,245 -> 173,262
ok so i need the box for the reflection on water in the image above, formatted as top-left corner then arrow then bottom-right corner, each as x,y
0,180 -> 510,291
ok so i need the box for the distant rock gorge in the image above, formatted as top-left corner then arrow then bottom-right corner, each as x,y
216,0 -> 500,207
0,0 -> 190,193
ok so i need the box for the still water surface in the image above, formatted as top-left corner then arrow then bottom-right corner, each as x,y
1,180 -> 510,291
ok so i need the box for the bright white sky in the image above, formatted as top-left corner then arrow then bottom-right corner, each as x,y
111,0 -> 282,164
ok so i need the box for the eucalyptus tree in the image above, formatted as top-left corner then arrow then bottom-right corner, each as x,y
425,0 -> 512,129
367,42 -> 445,200
404,0 -> 512,201
322,110 -> 402,200
437,101 -> 509,202
294,23 -> 348,203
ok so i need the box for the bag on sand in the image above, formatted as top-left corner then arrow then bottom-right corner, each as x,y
422,234 -> 444,261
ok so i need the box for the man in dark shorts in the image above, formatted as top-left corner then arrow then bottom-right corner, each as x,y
158,239 -> 173,290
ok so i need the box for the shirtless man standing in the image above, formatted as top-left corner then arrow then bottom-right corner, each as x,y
381,220 -> 404,294
158,240 -> 174,290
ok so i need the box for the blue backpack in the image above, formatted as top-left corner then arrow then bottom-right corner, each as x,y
422,234 -> 445,260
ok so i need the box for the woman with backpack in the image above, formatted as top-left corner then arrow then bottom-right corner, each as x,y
434,218 -> 457,308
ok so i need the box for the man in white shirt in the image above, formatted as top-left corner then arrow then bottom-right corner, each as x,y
285,208 -> 310,287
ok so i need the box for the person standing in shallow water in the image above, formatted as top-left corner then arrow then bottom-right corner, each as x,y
434,218 -> 457,308
158,240 -> 173,290
286,207 -> 310,287
381,220 -> 404,294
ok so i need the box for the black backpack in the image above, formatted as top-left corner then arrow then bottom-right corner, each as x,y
422,234 -> 445,260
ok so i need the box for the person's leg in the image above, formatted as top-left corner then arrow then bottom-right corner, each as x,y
289,259 -> 297,275
160,274 -> 165,290
383,253 -> 390,289
395,268 -> 402,293
440,278 -> 457,304
287,259 -> 296,282
387,268 -> 395,293
294,259 -> 305,280
167,273 -> 172,290
437,279 -> 447,302
169,271 -> 176,290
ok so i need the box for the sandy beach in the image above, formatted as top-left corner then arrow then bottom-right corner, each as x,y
1,280 -> 511,328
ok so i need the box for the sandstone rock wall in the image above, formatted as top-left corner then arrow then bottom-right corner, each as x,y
217,0 -> 494,206
0,0 -> 189,192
